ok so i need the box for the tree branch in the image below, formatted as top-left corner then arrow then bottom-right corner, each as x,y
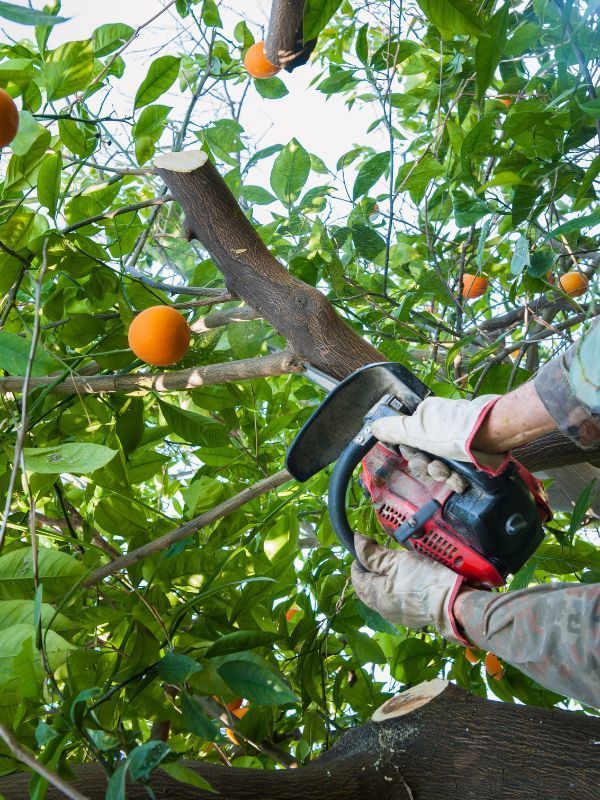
83,469 -> 292,587
61,195 -> 172,235
0,352 -> 303,396
265,0 -> 317,71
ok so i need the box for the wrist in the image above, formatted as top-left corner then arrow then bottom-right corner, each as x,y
471,382 -> 555,453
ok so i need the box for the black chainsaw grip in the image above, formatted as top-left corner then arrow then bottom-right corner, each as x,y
328,433 -> 377,562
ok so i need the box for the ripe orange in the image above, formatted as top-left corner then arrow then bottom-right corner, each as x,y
226,697 -> 243,712
497,96 -> 511,108
128,305 -> 191,366
461,273 -> 488,300
558,271 -> 588,298
0,88 -> 19,148
225,705 -> 249,745
484,652 -> 504,681
243,41 -> 280,79
465,647 -> 480,665
285,606 -> 300,621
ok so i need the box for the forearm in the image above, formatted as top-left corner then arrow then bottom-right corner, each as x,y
471,382 -> 556,453
454,583 -> 600,707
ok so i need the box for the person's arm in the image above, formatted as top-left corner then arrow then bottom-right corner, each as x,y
454,583 -> 600,708
351,534 -> 600,707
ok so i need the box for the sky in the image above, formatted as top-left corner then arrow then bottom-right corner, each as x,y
2,0 -> 386,176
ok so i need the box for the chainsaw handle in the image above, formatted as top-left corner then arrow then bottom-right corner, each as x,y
328,432 -> 377,561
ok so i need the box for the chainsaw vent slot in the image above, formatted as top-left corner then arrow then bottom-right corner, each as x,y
379,504 -> 408,527
413,530 -> 458,566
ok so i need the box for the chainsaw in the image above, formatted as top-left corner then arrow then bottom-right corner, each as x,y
286,362 -> 550,588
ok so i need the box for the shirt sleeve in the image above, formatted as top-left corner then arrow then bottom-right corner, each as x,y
459,582 -> 600,708
533,318 -> 600,449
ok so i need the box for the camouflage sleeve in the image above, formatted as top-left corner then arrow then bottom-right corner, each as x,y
459,583 -> 600,707
533,318 -> 600,449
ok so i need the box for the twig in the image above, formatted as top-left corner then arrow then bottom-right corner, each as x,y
0,351 -> 303,395
60,195 -> 172,234
0,723 -> 90,800
0,240 -> 50,552
83,469 -> 292,587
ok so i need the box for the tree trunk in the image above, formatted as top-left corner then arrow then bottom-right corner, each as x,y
264,0 -> 316,71
154,150 -> 600,473
2,681 -> 597,799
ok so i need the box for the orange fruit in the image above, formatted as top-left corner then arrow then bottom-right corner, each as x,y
461,273 -> 488,300
226,697 -> 243,712
225,705 -> 249,745
497,96 -> 511,108
558,271 -> 588,298
243,41 -> 280,79
0,88 -> 19,148
484,652 -> 504,681
128,305 -> 191,366
285,606 -> 300,621
465,647 -> 480,665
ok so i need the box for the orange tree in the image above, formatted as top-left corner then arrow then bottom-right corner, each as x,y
0,1 -> 598,798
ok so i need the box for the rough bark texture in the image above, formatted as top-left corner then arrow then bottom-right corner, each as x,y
265,0 -> 316,71
2,683 -> 598,800
154,153 -> 385,380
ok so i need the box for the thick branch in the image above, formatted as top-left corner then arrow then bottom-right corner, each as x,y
154,152 -> 384,380
265,0 -> 317,71
83,469 -> 292,587
0,352 -> 303,395
2,681 -> 598,800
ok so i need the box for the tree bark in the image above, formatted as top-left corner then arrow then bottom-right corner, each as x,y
154,152 -> 385,380
265,0 -> 316,71
2,682 -> 597,800
0,352 -> 302,395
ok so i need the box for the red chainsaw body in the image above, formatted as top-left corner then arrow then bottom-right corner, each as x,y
361,443 -> 505,588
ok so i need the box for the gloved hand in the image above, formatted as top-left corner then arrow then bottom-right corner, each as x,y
351,534 -> 468,645
371,395 -> 509,475
399,444 -> 468,493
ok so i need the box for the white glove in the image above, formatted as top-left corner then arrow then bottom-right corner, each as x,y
371,395 -> 507,473
398,444 -> 468,493
351,534 -> 467,645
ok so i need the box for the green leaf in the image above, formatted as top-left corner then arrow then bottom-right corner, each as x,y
475,4 -> 508,99
158,399 -> 226,446
396,154 -> 445,203
303,0 -> 343,39
206,630 -> 279,657
0,1 -> 67,26
105,764 -> 127,800
161,763 -> 215,793
461,113 -> 498,174
58,118 -> 96,157
10,111 -> 48,157
0,331 -> 61,376
23,443 -> 118,475
181,476 -> 226,515
355,23 -> 369,65
37,152 -> 62,217
352,224 -> 386,260
127,741 -> 170,783
578,97 -> 600,118
227,320 -> 269,359
134,55 -> 181,109
254,76 -> 288,100
451,190 -> 489,227
132,104 -> 170,164
0,625 -> 73,691
543,208 -> 600,241
239,185 -> 276,205
567,480 -> 598,540
575,155 -> 600,206
218,660 -> 297,706
354,599 -> 398,635
0,600 -> 73,632
44,40 -> 94,102
392,638 -> 439,683
157,652 -> 202,682
0,548 -> 84,600
92,23 -> 134,57
182,693 -> 219,740
512,183 -> 539,226
416,0 -> 486,37
510,235 -> 530,275
270,138 -> 311,205
201,0 -> 222,27
353,152 -> 389,200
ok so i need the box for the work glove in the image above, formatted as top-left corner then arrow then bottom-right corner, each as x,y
351,534 -> 468,646
371,395 -> 509,475
398,444 -> 468,493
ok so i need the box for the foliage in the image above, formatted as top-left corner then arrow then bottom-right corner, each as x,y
0,0 -> 598,794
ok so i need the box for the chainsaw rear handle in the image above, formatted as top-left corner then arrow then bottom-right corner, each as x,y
327,429 -> 504,562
